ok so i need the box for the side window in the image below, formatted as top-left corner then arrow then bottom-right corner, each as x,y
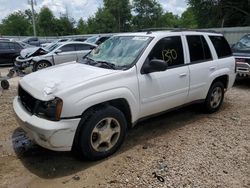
8,43 -> 15,49
75,44 -> 93,51
14,43 -> 22,50
0,42 -> 10,50
149,36 -> 184,67
209,36 -> 232,58
59,44 -> 75,52
186,35 -> 212,63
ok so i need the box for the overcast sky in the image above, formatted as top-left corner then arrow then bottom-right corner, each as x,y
0,0 -> 188,22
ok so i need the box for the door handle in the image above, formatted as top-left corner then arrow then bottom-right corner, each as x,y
209,66 -> 216,71
179,73 -> 187,77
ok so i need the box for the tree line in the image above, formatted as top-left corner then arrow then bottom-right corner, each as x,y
0,0 -> 249,36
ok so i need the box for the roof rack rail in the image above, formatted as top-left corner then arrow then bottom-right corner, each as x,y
171,28 -> 219,33
137,27 -> 177,32
137,27 -> 219,34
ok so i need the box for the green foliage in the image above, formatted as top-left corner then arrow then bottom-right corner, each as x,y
87,8 -> 117,34
1,11 -> 31,35
104,0 -> 132,32
37,7 -> 56,36
179,7 -> 198,28
132,0 -> 164,30
188,0 -> 250,28
77,18 -> 88,34
0,1 -> 248,36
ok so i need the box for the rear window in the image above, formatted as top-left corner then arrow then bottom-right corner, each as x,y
187,35 -> 212,63
209,36 -> 232,58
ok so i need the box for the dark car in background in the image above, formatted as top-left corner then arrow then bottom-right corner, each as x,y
22,37 -> 42,46
0,41 -> 25,66
232,34 -> 250,77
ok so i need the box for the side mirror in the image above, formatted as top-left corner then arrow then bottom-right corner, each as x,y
54,49 -> 62,54
142,59 -> 168,74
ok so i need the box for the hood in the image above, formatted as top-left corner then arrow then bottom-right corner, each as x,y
19,62 -> 118,100
20,47 -> 48,58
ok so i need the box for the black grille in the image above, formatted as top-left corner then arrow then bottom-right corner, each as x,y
18,85 -> 39,114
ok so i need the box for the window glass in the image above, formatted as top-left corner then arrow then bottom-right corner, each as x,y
209,36 -> 232,58
14,43 -> 22,50
0,42 -> 10,49
75,44 -> 93,51
8,43 -> 15,49
59,44 -> 75,52
148,36 -> 184,67
201,36 -> 212,60
187,35 -> 212,62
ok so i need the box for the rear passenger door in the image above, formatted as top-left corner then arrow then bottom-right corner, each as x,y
185,35 -> 216,102
138,36 -> 189,118
54,44 -> 77,65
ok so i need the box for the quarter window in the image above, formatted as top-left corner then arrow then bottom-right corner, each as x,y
148,36 -> 184,67
209,36 -> 232,58
187,35 -> 212,63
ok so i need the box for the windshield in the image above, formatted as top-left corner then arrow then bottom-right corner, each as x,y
234,35 -> 250,50
85,36 -> 99,44
84,36 -> 152,69
45,43 -> 61,52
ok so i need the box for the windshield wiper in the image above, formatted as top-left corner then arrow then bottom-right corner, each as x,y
96,61 -> 117,70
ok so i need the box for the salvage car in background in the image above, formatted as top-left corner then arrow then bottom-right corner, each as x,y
85,34 -> 112,45
0,41 -> 29,66
16,41 -> 97,71
232,34 -> 250,77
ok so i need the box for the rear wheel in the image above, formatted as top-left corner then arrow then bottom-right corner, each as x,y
204,82 -> 224,113
74,106 -> 127,161
33,61 -> 51,71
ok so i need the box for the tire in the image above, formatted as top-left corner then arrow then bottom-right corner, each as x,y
74,106 -> 127,161
1,80 -> 10,90
204,82 -> 224,113
33,61 -> 51,71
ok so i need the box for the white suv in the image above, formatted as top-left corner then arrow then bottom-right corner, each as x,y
13,31 -> 236,160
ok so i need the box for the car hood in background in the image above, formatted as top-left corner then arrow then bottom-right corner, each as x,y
20,47 -> 48,58
19,62 -> 119,100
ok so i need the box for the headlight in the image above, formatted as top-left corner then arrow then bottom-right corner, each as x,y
36,98 -> 63,121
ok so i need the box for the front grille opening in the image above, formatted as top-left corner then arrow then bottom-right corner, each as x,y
18,85 -> 39,114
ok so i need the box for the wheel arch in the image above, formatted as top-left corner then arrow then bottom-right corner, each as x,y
211,74 -> 229,89
72,98 -> 132,153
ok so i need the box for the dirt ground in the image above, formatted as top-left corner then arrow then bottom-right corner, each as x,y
0,67 -> 249,188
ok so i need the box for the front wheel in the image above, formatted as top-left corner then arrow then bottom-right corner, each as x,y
204,82 -> 224,113
33,61 -> 51,71
75,106 -> 127,161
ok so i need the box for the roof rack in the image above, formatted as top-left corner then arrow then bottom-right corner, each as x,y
137,27 -> 219,34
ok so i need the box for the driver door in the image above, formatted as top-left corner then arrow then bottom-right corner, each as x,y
137,36 -> 190,118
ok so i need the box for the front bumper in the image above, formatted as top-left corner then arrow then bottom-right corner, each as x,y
13,97 -> 81,151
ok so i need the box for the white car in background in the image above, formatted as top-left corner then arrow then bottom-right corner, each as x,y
16,41 -> 97,71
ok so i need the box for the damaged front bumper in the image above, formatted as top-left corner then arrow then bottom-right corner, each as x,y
13,97 -> 81,151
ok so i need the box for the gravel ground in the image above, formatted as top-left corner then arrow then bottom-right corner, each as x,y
0,68 -> 249,188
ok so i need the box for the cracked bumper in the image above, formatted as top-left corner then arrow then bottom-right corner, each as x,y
13,97 -> 81,151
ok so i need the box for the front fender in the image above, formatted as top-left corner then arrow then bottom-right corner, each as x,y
63,87 -> 140,123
